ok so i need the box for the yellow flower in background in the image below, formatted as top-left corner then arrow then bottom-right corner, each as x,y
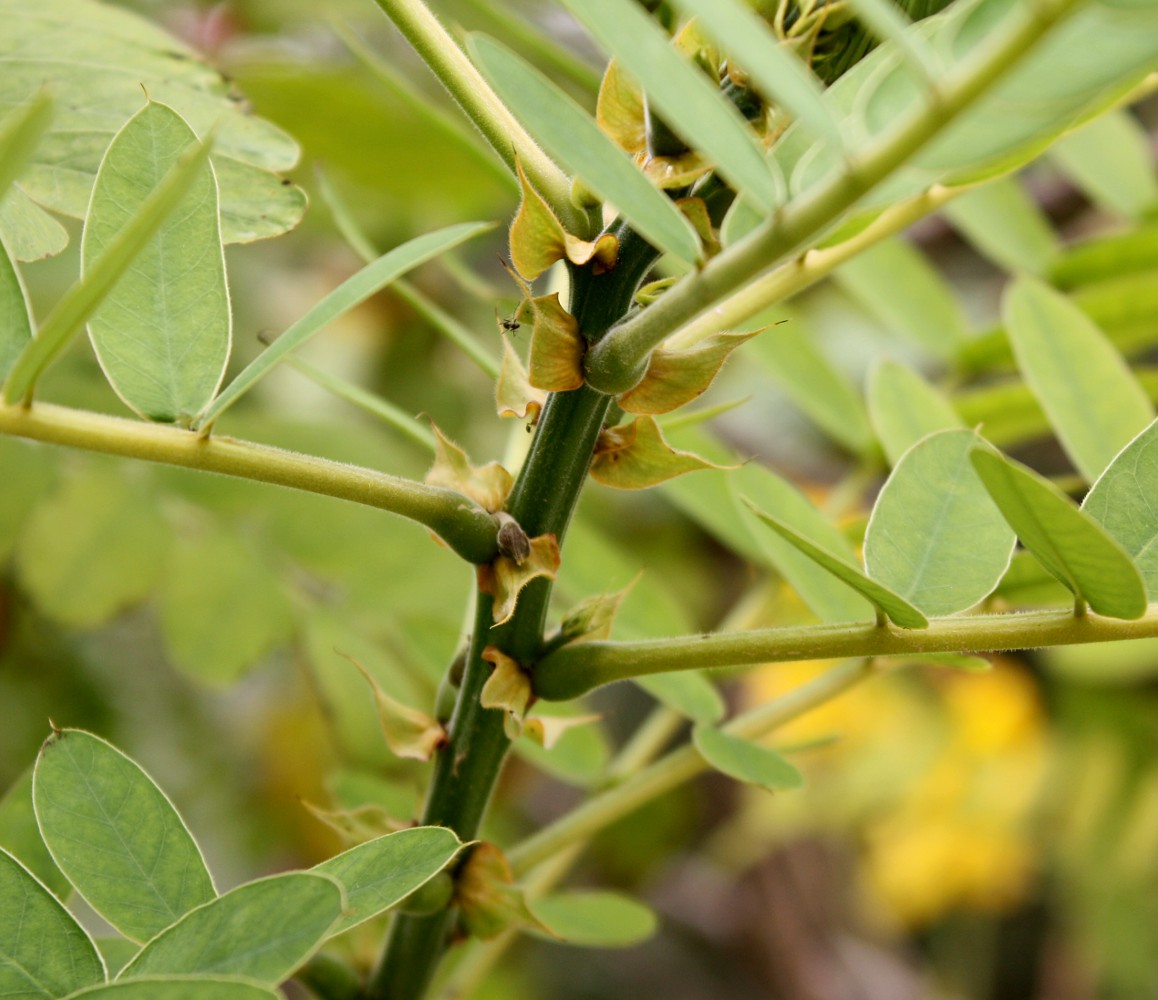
737,651 -> 1050,928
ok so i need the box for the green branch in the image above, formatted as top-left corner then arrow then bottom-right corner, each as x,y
0,401 -> 499,564
533,606 -> 1158,701
371,0 -> 588,234
510,659 -> 871,875
583,0 -> 1084,392
664,183 -> 961,349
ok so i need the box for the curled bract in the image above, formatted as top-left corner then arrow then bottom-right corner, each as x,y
510,161 -> 618,281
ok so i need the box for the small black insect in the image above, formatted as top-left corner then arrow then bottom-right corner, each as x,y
499,317 -> 521,332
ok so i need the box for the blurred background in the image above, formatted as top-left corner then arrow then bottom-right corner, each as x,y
2,2 -> 1157,998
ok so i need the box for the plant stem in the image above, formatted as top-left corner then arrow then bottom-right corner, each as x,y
664,183 -> 962,350
533,606 -> 1158,700
0,400 -> 498,564
368,219 -> 662,999
509,659 -> 872,875
370,0 -> 586,234
583,0 -> 1084,393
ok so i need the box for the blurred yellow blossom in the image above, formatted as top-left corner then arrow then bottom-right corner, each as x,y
733,647 -> 1049,928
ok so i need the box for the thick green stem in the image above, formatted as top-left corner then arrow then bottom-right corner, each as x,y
0,400 -> 498,564
533,606 -> 1158,700
368,220 -> 662,1000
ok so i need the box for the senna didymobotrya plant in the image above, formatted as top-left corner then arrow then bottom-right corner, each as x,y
2,0 -> 1158,997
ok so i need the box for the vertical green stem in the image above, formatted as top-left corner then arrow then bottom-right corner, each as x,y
368,220 -> 661,1000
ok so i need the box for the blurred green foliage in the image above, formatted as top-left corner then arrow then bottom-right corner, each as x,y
2,2 -> 1158,999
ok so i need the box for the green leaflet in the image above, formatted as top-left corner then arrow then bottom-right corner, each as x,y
970,447 -> 1148,619
2,127 -> 215,405
33,730 -> 215,943
158,524 -> 295,684
0,0 -> 302,250
668,0 -> 843,147
940,178 -> 1059,275
1004,275 -> 1153,482
749,315 -> 875,455
1083,417 -> 1158,599
119,873 -> 343,984
0,234 -> 32,382
1050,111 -> 1158,219
833,237 -> 966,359
0,770 -> 68,901
558,0 -> 781,211
692,725 -> 805,792
743,497 -> 928,628
199,221 -> 493,427
531,891 -> 658,948
83,102 -> 231,423
62,979 -> 279,1000
469,34 -> 700,267
866,360 -> 962,465
864,430 -> 1015,615
0,848 -> 104,1000
0,94 -> 53,209
14,467 -> 170,628
313,827 -> 463,935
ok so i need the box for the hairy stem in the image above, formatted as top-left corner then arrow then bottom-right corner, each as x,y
533,606 -> 1158,700
0,400 -> 498,564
